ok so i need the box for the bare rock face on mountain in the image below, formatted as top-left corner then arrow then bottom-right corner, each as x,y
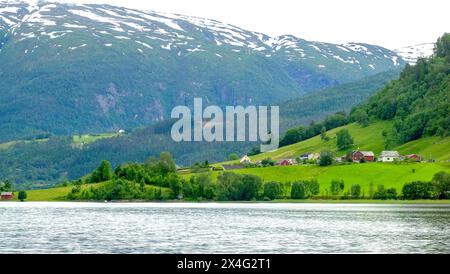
0,0 -> 405,141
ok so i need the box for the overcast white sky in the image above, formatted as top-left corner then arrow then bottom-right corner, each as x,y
50,0 -> 450,49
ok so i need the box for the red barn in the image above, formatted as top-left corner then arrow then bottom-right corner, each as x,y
352,151 -> 375,162
1,192 -> 14,200
277,159 -> 296,166
406,154 -> 422,162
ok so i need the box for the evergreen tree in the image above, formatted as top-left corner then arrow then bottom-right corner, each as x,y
18,191 -> 27,202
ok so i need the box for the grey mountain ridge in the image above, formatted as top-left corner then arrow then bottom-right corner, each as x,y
0,0 -> 412,141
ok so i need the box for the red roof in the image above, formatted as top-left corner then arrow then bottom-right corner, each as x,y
1,192 -> 14,199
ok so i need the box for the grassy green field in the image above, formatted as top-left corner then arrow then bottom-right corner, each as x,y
0,141 -> 18,150
185,162 -> 450,195
201,121 -> 450,197
397,136 -> 450,162
0,132 -> 123,151
233,163 -> 449,194
0,138 -> 50,150
11,185 -> 83,201
217,121 -> 450,166
72,133 -> 123,147
216,121 -> 392,165
3,162 -> 449,202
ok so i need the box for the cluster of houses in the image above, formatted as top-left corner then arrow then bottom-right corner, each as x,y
228,150 -> 423,169
343,150 -> 423,163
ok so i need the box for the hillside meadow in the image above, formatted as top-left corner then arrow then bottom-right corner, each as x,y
217,121 -> 449,166
183,162 -> 449,193
231,162 -> 450,194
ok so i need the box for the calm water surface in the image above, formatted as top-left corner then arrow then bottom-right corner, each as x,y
1,202 -> 449,254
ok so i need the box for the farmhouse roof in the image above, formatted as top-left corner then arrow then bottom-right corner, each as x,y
380,151 -> 400,157
277,159 -> 296,163
240,155 -> 252,163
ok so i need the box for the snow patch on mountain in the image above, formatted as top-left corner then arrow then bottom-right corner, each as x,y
394,43 -> 434,64
0,0 -> 406,71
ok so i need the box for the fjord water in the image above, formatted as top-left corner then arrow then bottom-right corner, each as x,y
1,203 -> 449,254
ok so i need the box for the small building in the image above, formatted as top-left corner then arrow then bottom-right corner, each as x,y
1,192 -> 14,200
335,156 -> 346,163
405,154 -> 422,162
379,151 -> 400,162
118,129 -> 126,134
352,151 -> 375,162
276,159 -> 296,166
299,152 -> 314,161
239,155 -> 253,164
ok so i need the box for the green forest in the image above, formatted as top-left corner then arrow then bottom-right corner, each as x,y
351,33 -> 449,144
278,33 -> 449,150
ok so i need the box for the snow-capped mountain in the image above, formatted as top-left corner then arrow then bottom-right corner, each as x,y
0,0 -> 403,67
0,0 -> 405,141
394,43 -> 435,64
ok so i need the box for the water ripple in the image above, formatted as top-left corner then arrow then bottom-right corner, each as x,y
1,202 -> 450,254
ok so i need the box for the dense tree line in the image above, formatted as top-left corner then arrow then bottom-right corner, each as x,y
401,171 -> 450,200
68,152 -> 180,200
350,33 -> 450,144
67,154 -> 449,202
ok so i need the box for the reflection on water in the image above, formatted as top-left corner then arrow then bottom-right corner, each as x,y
1,202 -> 449,254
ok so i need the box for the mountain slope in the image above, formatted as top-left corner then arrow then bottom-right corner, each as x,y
279,70 -> 400,130
224,121 -> 450,163
0,70 -> 401,189
252,34 -> 449,164
352,33 -> 449,144
0,0 -> 405,142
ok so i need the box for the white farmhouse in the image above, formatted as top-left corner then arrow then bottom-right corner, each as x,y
379,151 -> 400,162
240,155 -> 253,164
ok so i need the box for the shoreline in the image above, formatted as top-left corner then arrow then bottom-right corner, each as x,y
2,199 -> 450,205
